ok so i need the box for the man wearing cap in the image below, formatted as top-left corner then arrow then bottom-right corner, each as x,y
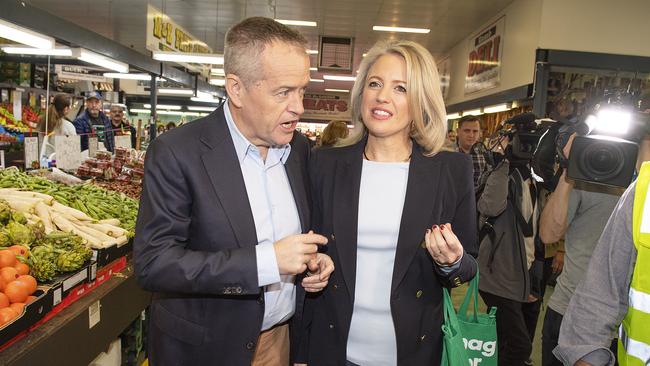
73,91 -> 114,152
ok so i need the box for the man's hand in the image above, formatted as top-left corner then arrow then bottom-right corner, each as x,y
301,253 -> 335,292
552,251 -> 565,274
274,232 -> 328,275
425,223 -> 463,266
575,360 -> 593,366
562,132 -> 576,160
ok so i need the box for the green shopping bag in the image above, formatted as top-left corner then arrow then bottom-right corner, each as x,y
457,271 -> 498,366
441,287 -> 469,366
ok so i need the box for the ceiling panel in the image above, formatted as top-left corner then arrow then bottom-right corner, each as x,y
25,0 -> 515,93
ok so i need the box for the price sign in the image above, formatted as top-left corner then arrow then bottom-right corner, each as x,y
114,135 -> 132,149
88,137 -> 98,158
54,135 -> 82,171
24,137 -> 39,169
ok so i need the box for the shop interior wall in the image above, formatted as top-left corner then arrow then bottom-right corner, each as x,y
539,0 -> 650,57
443,0 -> 543,106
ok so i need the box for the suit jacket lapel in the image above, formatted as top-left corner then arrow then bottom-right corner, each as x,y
391,143 -> 440,293
200,107 -> 258,248
333,142 -> 364,302
284,137 -> 310,232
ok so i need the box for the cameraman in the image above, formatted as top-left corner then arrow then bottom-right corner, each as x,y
539,133 -> 624,366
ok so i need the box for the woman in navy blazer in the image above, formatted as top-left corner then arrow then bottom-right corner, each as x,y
296,40 -> 478,366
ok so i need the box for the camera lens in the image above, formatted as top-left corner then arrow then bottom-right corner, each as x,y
579,142 -> 624,181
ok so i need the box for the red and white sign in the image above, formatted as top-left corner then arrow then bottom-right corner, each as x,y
465,16 -> 505,94
302,93 -> 350,121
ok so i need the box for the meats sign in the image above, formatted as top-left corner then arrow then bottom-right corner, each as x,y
302,93 -> 350,121
465,16 -> 505,94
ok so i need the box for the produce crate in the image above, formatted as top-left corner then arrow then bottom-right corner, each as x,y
0,288 -> 52,346
93,239 -> 133,269
47,260 -> 95,305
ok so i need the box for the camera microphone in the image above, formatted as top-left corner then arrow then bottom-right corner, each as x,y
504,112 -> 537,127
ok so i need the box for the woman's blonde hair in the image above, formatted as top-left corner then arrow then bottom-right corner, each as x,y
339,40 -> 447,156
319,120 -> 349,147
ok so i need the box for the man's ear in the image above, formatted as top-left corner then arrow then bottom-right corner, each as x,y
226,74 -> 244,108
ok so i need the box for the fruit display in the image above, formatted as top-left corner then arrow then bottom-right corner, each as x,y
0,247 -> 38,326
77,147 -> 145,199
0,105 -> 29,133
21,106 -> 41,130
30,232 -> 92,282
0,168 -> 138,234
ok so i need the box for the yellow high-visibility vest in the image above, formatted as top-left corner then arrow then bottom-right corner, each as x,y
619,161 -> 650,366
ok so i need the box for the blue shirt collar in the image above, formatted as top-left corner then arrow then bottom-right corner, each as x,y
223,100 -> 292,165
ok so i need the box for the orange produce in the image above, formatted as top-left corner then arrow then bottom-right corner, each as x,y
0,293 -> 9,308
25,295 -> 37,304
14,262 -> 29,276
9,302 -> 24,315
0,307 -> 17,325
4,281 -> 28,303
0,250 -> 16,268
8,246 -> 29,259
15,275 -> 36,294
0,276 -> 5,292
0,267 -> 18,284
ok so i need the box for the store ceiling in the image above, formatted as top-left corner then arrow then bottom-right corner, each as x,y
24,0 -> 515,93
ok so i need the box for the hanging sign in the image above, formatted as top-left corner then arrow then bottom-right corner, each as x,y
146,5 -> 212,53
115,135 -> 132,149
465,16 -> 505,94
302,93 -> 351,121
437,57 -> 451,101
54,135 -> 82,171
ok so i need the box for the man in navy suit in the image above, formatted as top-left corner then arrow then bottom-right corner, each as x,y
134,17 -> 334,365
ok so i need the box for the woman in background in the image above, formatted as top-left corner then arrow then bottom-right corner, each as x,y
319,120 -> 349,148
38,94 -> 77,157
299,40 -> 478,366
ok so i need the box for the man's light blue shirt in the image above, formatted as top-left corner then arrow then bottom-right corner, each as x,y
224,101 -> 302,331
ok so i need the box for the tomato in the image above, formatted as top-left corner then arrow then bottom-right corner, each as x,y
4,281 -> 28,303
14,262 -> 30,276
0,292 -> 9,308
0,250 -> 16,268
15,275 -> 36,295
0,267 -> 18,284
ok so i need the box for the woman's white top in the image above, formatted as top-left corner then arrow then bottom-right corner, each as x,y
43,118 -> 77,157
346,159 -> 410,366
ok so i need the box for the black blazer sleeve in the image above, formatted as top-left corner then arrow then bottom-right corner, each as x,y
133,137 -> 259,295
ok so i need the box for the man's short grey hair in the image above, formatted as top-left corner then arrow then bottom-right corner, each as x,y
224,17 -> 308,84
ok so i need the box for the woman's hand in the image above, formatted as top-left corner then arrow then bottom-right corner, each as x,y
424,223 -> 464,266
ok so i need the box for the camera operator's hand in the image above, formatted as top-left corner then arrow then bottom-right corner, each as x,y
562,133 -> 577,160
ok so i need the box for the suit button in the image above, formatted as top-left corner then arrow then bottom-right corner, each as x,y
329,324 -> 334,329
330,233 -> 335,241
416,290 -> 423,298
257,296 -> 264,304
333,284 -> 338,290
246,341 -> 255,350
453,277 -> 462,287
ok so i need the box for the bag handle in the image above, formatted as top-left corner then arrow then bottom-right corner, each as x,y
458,269 -> 480,322
442,288 -> 462,336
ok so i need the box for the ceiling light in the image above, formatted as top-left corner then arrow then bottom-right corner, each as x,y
130,109 -> 151,114
190,96 -> 220,104
372,25 -> 430,34
157,110 -> 200,116
463,108 -> 483,116
310,78 -> 324,83
158,88 -> 194,95
309,67 -> 318,71
209,79 -> 226,86
144,104 -> 181,110
2,46 -> 72,56
187,106 -> 216,112
362,53 -> 367,57
0,19 -> 55,49
74,48 -> 129,73
306,50 -> 318,55
275,19 -> 317,27
103,73 -> 151,80
153,51 -> 224,65
325,89 -> 349,93
210,68 -> 225,75
483,103 -> 512,114
446,113 -> 461,120
323,75 -> 356,81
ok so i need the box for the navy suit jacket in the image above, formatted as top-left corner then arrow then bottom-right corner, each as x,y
299,138 -> 478,365
134,104 -> 311,365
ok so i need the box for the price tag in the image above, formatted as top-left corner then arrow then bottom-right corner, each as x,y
54,135 -> 82,171
88,301 -> 101,329
24,137 -> 39,170
88,136 -> 99,158
115,135 -> 132,149
11,90 -> 22,121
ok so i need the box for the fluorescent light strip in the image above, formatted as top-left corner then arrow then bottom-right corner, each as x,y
190,96 -> 220,104
323,75 -> 356,81
210,68 -> 225,75
209,79 -> 226,86
74,48 -> 129,73
325,89 -> 349,93
2,46 -> 72,56
130,109 -> 151,114
306,50 -> 318,55
0,19 -> 55,49
103,73 -> 151,81
310,78 -> 324,83
158,88 -> 194,95
153,51 -> 224,65
463,109 -> 483,116
158,110 -> 201,116
446,113 -> 461,120
187,106 -> 216,112
144,104 -> 182,110
483,103 -> 511,114
275,19 -> 317,27
372,25 -> 430,34
309,67 -> 318,71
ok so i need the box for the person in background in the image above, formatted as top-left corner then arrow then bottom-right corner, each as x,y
134,17 -> 334,366
156,125 -> 166,135
165,122 -> 176,131
109,104 -> 137,148
73,91 -> 114,152
38,94 -> 77,157
456,115 -> 487,190
318,120 -> 349,148
447,129 -> 457,143
298,39 -> 477,366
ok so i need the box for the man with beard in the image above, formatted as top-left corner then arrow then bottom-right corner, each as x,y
73,91 -> 114,152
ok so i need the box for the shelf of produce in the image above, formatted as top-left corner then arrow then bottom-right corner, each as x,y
0,261 -> 150,366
